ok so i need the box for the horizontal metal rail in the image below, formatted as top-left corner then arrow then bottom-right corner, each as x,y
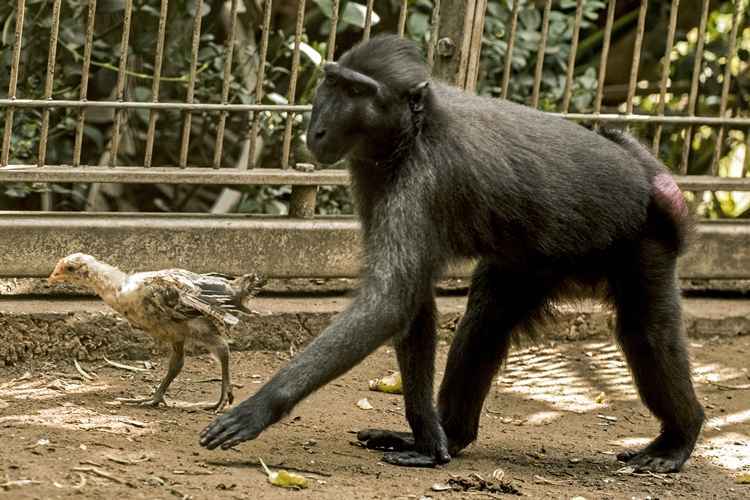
0,99 -> 310,113
2,99 -> 749,128
0,167 -> 747,191
0,166 -> 349,185
0,213 -> 746,280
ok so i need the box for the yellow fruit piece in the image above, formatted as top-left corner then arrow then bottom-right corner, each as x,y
368,372 -> 403,394
259,457 -> 309,489
736,473 -> 750,484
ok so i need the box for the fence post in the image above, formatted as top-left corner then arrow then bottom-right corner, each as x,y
432,0 -> 486,91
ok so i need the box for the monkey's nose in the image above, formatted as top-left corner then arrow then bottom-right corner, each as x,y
314,128 -> 327,141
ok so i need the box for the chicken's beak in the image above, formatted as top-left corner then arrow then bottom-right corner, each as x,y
48,261 -> 65,284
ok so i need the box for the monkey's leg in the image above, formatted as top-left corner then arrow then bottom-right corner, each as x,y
360,299 -> 450,467
611,241 -> 704,473
359,261 -> 546,458
118,340 -> 185,407
438,261 -> 551,455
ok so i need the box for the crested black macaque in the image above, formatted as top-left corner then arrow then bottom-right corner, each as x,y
200,35 -> 704,473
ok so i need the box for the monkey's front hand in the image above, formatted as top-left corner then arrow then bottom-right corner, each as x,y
199,393 -> 278,450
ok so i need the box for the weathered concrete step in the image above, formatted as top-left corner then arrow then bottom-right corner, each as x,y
0,297 -> 748,366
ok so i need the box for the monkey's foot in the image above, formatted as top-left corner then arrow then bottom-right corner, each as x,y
116,394 -> 166,407
357,429 -> 451,468
617,434 -> 695,473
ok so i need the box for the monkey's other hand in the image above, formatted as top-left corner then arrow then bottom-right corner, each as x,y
199,394 -> 276,450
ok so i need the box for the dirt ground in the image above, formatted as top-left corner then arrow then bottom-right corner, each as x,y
1,336 -> 748,499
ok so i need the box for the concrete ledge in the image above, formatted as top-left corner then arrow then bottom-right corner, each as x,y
1,213 -> 749,280
0,297 -> 747,366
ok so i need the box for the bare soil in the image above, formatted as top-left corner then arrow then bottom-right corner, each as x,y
1,336 -> 749,499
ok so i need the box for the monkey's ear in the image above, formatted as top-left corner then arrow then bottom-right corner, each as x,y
408,81 -> 430,113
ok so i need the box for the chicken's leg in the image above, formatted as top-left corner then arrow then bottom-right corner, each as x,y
203,339 -> 234,413
118,341 -> 185,407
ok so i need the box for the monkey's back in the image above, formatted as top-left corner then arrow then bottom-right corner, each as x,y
424,83 -> 657,262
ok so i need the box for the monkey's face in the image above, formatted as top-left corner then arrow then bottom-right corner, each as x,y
307,63 -> 404,165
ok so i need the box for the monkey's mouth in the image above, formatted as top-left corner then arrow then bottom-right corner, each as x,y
307,139 -> 348,166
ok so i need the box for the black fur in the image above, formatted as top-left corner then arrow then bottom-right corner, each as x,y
200,35 -> 704,472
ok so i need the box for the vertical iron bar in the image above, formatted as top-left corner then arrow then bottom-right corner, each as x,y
212,0 -> 240,168
711,4 -> 743,175
73,0 -> 97,167
465,0 -> 487,92
1,0 -> 26,166
37,0 -> 63,168
625,0 -> 648,116
247,0 -> 273,169
178,0 -> 205,167
500,0 -> 520,99
652,0 -> 680,155
398,0 -> 408,37
363,0 -> 374,41
680,0 -> 710,174
561,0 -> 584,113
110,0 -> 134,166
594,0 -> 616,117
531,0 -> 552,109
281,0 -> 305,170
426,0 -> 441,67
144,0 -> 169,167
327,0 -> 341,59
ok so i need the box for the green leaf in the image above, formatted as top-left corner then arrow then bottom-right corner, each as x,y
408,12 -> 430,38
313,0 -> 334,18
341,2 -> 380,29
83,125 -> 104,150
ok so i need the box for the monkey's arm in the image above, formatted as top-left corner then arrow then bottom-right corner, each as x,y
199,213 -> 435,450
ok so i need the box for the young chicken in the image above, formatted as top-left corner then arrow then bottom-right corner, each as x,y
49,253 -> 264,412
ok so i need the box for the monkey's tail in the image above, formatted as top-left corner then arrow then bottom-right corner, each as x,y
597,128 -> 691,255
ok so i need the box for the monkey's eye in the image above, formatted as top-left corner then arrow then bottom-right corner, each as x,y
324,74 -> 337,86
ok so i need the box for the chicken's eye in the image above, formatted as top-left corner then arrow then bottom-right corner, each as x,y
65,264 -> 75,272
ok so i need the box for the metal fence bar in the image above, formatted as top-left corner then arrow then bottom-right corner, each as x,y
625,0 -> 648,118
500,0 -> 520,99
110,0 -> 134,166
2,167 -> 747,192
212,0 -> 241,169
531,0 -> 552,109
594,0 -> 617,118
0,166 -> 351,185
178,0 -> 205,167
398,0 -> 408,37
652,0 -> 681,154
363,0 -> 375,41
37,0 -> 63,169
2,100 -> 748,127
426,0 -> 441,66
0,0 -> 26,167
247,0 -> 274,169
711,4 -> 744,175
561,0 -> 584,113
281,0 -> 306,170
465,0 -> 487,92
143,0 -> 169,167
327,0 -> 341,58
680,0 -> 710,174
72,0 -> 97,167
